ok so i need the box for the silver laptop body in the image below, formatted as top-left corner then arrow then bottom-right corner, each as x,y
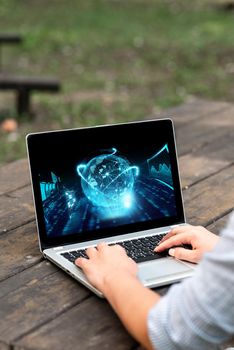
27,119 -> 195,298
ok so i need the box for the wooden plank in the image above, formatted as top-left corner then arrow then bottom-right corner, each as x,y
175,105 -> 234,155
207,212 -> 230,235
0,221 -> 41,282
0,185 -> 34,235
179,132 -> 234,188
0,267 -> 90,345
0,260 -> 56,299
184,164 -> 234,226
0,342 -> 10,350
157,98 -> 229,126
0,158 -> 30,195
14,297 -> 136,350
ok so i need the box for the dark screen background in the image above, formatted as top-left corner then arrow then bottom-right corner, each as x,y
28,119 -> 184,248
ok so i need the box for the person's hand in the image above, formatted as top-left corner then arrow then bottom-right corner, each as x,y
75,242 -> 138,294
155,225 -> 220,263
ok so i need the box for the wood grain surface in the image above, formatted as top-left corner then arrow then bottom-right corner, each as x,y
0,98 -> 233,350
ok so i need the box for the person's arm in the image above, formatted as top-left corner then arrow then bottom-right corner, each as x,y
75,225 -> 221,349
104,271 -> 160,350
76,244 -> 160,349
149,217 -> 234,349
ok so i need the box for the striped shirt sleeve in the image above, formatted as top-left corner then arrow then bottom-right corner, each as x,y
147,212 -> 234,350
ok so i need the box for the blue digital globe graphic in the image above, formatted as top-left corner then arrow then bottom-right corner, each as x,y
77,148 -> 139,209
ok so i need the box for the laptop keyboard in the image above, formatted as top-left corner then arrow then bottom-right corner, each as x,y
61,233 -> 168,264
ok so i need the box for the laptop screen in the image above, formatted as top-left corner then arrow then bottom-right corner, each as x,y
27,119 -> 185,249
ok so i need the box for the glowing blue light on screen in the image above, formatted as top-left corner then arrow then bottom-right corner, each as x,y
147,144 -> 169,161
155,178 -> 174,190
77,148 -> 139,211
122,193 -> 132,208
65,191 -> 76,209
40,182 -> 56,201
147,143 -> 174,190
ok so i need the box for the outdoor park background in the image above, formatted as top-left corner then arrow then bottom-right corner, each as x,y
0,0 -> 233,164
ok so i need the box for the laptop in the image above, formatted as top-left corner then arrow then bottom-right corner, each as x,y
26,118 -> 195,297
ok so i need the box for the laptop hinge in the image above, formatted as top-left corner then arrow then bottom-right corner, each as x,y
53,246 -> 64,251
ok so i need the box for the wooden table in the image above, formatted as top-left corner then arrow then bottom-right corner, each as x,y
0,98 -> 234,350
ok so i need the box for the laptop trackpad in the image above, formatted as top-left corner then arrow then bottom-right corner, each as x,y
138,258 -> 192,282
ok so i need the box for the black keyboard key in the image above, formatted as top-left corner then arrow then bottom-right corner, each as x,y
61,252 -> 72,260
61,249 -> 88,263
61,233 -> 169,264
61,252 -> 76,262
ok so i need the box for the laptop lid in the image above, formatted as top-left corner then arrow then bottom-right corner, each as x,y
26,119 -> 185,251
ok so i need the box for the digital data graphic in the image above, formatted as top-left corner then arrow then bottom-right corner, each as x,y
77,148 -> 139,209
39,144 -> 176,237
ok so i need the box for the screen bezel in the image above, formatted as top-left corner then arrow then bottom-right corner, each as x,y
26,118 -> 185,250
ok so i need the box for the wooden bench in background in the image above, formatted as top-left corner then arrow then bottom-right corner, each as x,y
0,33 -> 61,116
0,75 -> 61,115
0,34 -> 22,43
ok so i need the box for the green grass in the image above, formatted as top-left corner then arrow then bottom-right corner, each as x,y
0,0 -> 233,164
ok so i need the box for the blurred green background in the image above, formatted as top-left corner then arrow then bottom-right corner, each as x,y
0,0 -> 233,164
